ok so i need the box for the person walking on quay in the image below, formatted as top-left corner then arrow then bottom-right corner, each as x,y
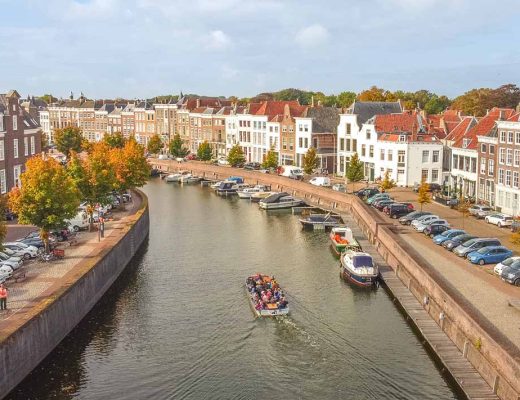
0,284 -> 8,310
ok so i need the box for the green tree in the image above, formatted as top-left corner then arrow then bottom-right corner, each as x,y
169,134 -> 189,158
424,95 -> 451,114
54,126 -> 83,157
147,134 -> 163,155
417,180 -> 431,211
39,94 -> 57,104
227,144 -> 245,167
357,86 -> 388,102
40,131 -> 49,152
68,144 -> 115,231
197,141 -> 212,161
9,156 -> 81,251
380,170 -> 396,192
337,91 -> 356,108
262,147 -> 278,169
103,132 -> 126,149
302,147 -> 319,174
345,152 -> 365,192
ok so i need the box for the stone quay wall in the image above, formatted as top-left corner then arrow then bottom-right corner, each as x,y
153,160 -> 520,400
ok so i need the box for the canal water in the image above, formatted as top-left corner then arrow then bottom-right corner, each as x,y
8,179 -> 461,400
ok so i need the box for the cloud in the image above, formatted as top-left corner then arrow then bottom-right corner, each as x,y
295,24 -> 329,49
206,30 -> 231,50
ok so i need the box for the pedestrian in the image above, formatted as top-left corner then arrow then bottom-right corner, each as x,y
99,216 -> 105,238
0,284 -> 8,310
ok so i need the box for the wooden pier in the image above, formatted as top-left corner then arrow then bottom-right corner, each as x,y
342,214 -> 499,400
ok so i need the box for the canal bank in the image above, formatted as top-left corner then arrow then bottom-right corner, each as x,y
0,190 -> 149,399
152,160 -> 520,400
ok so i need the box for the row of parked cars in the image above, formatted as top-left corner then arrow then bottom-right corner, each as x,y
0,232 -> 46,282
468,204 -> 517,229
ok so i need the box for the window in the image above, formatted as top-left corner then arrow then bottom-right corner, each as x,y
13,165 -> 21,187
24,137 -> 28,156
282,138 -> 287,150
366,129 -> 371,140
380,149 -> 385,160
480,157 -> 486,174
299,138 -> 303,148
361,145 -> 366,157
489,145 -> 495,154
0,141 -> 4,161
500,131 -> 506,142
506,170 -> 512,186
432,150 -> 439,163
369,145 -> 374,158
13,139 -> 18,158
508,131 -> 514,144
12,115 -> 17,131
0,170 -> 5,194
507,149 -> 513,165
388,150 -> 393,161
515,150 -> 520,167
481,144 -> 487,153
488,159 -> 494,176
421,169 -> 428,181
339,138 -> 345,151
346,140 -> 351,152
397,150 -> 405,166
498,169 -> 504,184
514,171 -> 519,189
431,169 -> 439,182
452,154 -> 458,169
399,135 -> 405,142
346,123 -> 351,135
422,150 -> 429,163
516,132 -> 520,145
499,148 -> 506,164
462,138 -> 470,148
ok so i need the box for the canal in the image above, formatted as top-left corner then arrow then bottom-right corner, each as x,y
8,179 -> 461,399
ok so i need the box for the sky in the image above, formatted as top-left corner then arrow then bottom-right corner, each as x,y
1,0 -> 520,100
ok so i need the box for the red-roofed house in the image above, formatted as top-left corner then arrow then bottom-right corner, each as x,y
450,108 -> 514,198
356,111 -> 444,186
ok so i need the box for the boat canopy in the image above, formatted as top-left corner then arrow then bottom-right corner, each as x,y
352,255 -> 373,268
263,192 -> 289,203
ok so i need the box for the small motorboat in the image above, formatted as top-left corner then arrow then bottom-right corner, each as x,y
330,226 -> 362,255
216,180 -> 238,195
237,185 -> 269,199
245,274 -> 289,317
250,191 -> 274,203
179,173 -> 193,183
259,192 -> 305,210
210,181 -> 223,189
340,250 -> 379,287
299,212 -> 342,229
186,176 -> 202,183
165,170 -> 190,182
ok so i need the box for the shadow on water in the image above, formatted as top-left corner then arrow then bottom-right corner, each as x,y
6,238 -> 150,400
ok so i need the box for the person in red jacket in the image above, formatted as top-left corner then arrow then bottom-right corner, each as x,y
0,284 -> 8,310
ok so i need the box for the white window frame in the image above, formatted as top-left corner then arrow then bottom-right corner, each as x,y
13,139 -> 18,159
0,170 -> 5,194
30,136 -> 35,154
24,137 -> 28,156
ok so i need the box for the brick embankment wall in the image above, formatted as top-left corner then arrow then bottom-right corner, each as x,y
153,160 -> 520,400
0,190 -> 150,399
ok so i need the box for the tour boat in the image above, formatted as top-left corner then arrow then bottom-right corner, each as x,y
237,185 -> 269,199
258,192 -> 305,210
250,191 -> 274,203
330,226 -> 362,255
299,212 -> 342,229
340,250 -> 379,287
245,274 -> 289,317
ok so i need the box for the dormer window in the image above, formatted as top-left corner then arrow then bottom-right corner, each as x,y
399,135 -> 406,142
463,138 -> 470,148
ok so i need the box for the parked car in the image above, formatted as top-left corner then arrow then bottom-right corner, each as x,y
185,153 -> 198,160
453,238 -> 501,258
424,224 -> 450,237
366,193 -> 390,205
468,204 -> 492,217
413,182 -> 442,192
244,162 -> 261,170
501,263 -> 520,286
0,265 -> 12,283
2,246 -> 30,260
467,246 -> 513,265
443,234 -> 477,251
414,219 -> 448,233
485,214 -> 514,228
399,211 -> 431,225
373,199 -> 395,211
494,257 -> 520,276
17,237 -> 45,249
309,176 -> 331,187
386,204 -> 413,219
66,211 -> 89,232
432,229 -> 466,245
0,252 -> 23,270
355,188 -> 379,199
332,183 -> 346,193
410,215 -> 440,228
3,242 -> 39,259
217,158 -> 229,166
278,166 -> 304,180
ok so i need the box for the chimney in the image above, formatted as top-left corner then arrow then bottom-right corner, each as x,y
499,109 -> 504,120
70,91 -> 74,100
196,98 -> 200,108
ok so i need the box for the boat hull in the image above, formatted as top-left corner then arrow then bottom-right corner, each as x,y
245,284 -> 289,317
339,256 -> 378,288
259,200 -> 304,210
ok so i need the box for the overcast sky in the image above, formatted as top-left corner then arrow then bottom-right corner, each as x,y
1,0 -> 520,100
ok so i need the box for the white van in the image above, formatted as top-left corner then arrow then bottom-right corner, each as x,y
309,176 -> 331,187
66,211 -> 89,232
279,166 -> 304,180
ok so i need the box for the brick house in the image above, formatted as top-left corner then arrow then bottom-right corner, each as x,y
476,128 -> 498,207
0,90 -> 42,193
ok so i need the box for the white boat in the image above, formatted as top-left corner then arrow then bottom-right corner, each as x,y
259,192 -> 305,210
237,185 -> 269,199
250,191 -> 274,203
186,176 -> 202,183
179,174 -> 193,183
245,274 -> 289,317
340,250 -> 379,287
210,181 -> 223,189
165,170 -> 190,182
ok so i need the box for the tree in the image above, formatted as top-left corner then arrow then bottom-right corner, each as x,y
169,134 -> 189,158
68,144 -> 115,231
110,139 -> 150,208
9,156 -> 81,251
511,228 -> 520,246
147,134 -> 163,155
337,91 -> 356,108
357,86 -> 388,102
457,195 -> 471,229
103,132 -> 126,149
345,152 -> 364,192
227,144 -> 245,167
39,94 -> 57,104
302,147 -> 319,174
40,131 -> 49,152
417,180 -> 431,211
197,141 -> 212,161
380,170 -> 396,192
54,126 -> 83,157
424,95 -> 451,114
262,147 -> 278,169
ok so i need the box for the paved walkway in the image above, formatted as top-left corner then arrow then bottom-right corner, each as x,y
0,199 -> 140,324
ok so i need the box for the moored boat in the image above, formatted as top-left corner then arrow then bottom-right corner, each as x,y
210,180 -> 223,189
179,173 -> 193,183
237,185 -> 269,199
165,170 -> 190,182
250,191 -> 274,203
186,176 -> 202,183
340,250 -> 378,287
245,274 -> 289,317
216,180 -> 238,195
259,192 -> 305,210
299,212 -> 342,229
330,226 -> 362,255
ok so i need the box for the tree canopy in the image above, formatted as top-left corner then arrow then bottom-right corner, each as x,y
227,144 -> 245,167
380,170 -> 396,191
103,132 -> 126,149
54,126 -> 83,157
302,147 -> 319,174
147,134 -> 163,155
262,147 -> 278,169
197,141 -> 212,161
169,134 -> 189,158
451,84 -> 520,116
345,153 -> 364,182
417,180 -> 431,211
110,139 -> 150,195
